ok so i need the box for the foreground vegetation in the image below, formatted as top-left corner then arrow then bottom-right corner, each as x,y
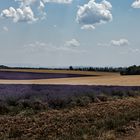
0,97 -> 140,140
0,89 -> 140,139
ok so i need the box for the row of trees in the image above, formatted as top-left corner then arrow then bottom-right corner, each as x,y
1,64 -> 140,75
69,66 -> 123,72
70,65 -> 140,75
120,65 -> 140,75
0,65 -> 9,69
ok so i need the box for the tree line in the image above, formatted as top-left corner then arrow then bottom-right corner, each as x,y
0,65 -> 140,75
120,65 -> 140,75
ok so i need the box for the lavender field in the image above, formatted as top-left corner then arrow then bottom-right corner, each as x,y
0,84 -> 140,99
0,71 -> 92,80
0,85 -> 140,139
0,84 -> 140,103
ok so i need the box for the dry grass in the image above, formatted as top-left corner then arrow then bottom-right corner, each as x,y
0,97 -> 140,139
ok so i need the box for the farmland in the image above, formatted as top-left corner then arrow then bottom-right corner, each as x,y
0,69 -> 140,86
0,69 -> 140,139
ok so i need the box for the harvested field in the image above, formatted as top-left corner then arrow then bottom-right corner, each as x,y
0,69 -> 139,86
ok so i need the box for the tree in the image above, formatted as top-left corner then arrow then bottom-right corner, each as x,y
69,66 -> 73,70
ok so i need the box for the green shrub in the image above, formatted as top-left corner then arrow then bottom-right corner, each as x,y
0,102 -> 10,114
6,98 -> 18,106
30,100 -> 47,110
75,96 -> 92,107
48,98 -> 69,109
17,99 -> 31,109
97,94 -> 108,102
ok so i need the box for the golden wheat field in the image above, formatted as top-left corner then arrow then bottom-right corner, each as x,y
0,69 -> 140,86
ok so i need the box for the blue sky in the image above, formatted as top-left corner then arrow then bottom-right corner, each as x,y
0,0 -> 140,67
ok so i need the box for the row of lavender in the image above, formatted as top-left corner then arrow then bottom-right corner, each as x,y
0,85 -> 140,114
0,84 -> 140,101
0,71 -> 92,80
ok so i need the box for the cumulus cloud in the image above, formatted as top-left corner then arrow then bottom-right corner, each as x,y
43,0 -> 73,4
97,38 -> 140,54
81,25 -> 95,30
110,39 -> 129,46
1,0 -> 73,23
1,6 -> 37,23
76,0 -> 112,30
15,0 -> 36,7
98,38 -> 130,47
131,0 -> 140,8
65,39 -> 80,47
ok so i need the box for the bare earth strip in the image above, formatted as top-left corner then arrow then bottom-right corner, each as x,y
0,74 -> 139,86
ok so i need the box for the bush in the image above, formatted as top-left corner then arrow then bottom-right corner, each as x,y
0,102 -> 10,114
111,91 -> 125,98
30,100 -> 47,110
17,99 -> 31,109
6,98 -> 18,106
74,96 -> 92,107
97,94 -> 108,102
48,98 -> 69,109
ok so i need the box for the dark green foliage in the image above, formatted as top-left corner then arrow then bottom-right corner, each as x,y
69,66 -> 73,70
0,102 -> 10,115
96,94 -> 108,102
120,65 -> 140,75
6,98 -> 18,106
71,96 -> 92,107
0,65 -> 9,69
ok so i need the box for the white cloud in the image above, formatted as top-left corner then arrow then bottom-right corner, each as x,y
65,39 -> 80,47
131,0 -> 140,8
15,0 -> 36,7
110,39 -> 129,46
23,40 -> 85,53
1,0 -> 73,23
98,38 -> 130,47
98,38 -> 140,54
39,1 -> 45,10
81,25 -> 95,30
76,0 -> 112,30
3,26 -> 9,32
1,6 -> 37,23
43,0 -> 73,4
38,1 -> 46,19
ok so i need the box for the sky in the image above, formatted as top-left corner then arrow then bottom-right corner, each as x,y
0,0 -> 140,67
